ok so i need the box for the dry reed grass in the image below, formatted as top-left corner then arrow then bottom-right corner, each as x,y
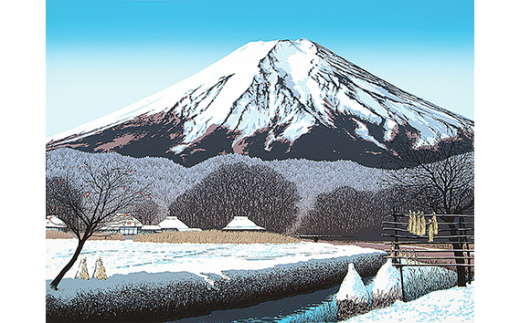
45,230 -> 125,241
407,243 -> 474,250
134,230 -> 300,244
46,230 -> 75,239
89,233 -> 125,241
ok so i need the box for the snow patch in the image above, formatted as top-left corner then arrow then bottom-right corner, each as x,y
371,259 -> 403,308
46,239 -> 384,281
336,263 -> 369,303
341,282 -> 474,322
353,119 -> 387,150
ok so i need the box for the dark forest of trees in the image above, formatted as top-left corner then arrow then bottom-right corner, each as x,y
132,200 -> 161,225
46,145 -> 473,242
297,187 -> 422,239
169,162 -> 300,233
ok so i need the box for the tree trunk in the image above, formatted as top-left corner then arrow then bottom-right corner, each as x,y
452,244 -> 467,287
448,222 -> 467,287
49,237 -> 88,290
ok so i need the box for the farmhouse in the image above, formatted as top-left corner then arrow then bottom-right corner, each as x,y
223,216 -> 265,231
101,213 -> 143,235
158,216 -> 201,232
141,225 -> 162,234
46,215 -> 68,232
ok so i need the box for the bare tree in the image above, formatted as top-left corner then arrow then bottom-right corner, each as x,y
383,131 -> 474,286
47,162 -> 149,290
384,132 -> 474,214
133,199 -> 161,225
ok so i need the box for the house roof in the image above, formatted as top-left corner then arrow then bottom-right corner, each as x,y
102,213 -> 143,229
46,215 -> 67,228
222,216 -> 265,231
158,216 -> 190,230
141,225 -> 161,231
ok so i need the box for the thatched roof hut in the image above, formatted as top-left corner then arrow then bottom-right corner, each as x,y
222,216 -> 265,231
158,216 -> 192,231
46,215 -> 68,231
101,213 -> 142,235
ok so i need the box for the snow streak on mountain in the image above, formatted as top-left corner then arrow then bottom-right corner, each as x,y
47,39 -> 474,168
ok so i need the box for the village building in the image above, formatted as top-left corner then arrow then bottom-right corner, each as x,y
222,216 -> 266,231
140,225 -> 162,234
158,216 -> 200,232
46,215 -> 68,232
101,213 -> 143,235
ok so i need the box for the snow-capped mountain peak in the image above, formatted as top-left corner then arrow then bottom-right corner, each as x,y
47,39 -> 473,168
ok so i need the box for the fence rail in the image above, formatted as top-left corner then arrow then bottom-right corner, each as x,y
383,211 -> 474,300
390,263 -> 475,267
383,249 -> 473,253
382,227 -> 474,233
387,241 -> 474,245
382,233 -> 474,240
292,234 -> 358,242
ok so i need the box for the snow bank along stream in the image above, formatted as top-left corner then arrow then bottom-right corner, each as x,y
46,240 -> 386,322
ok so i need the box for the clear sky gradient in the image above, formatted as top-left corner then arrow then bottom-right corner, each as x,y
46,0 -> 474,137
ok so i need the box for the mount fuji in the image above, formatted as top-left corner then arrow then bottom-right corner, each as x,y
46,39 -> 474,168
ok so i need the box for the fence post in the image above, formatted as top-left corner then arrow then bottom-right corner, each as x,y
459,215 -> 473,283
392,208 -> 399,264
383,212 -> 474,297
392,208 -> 406,301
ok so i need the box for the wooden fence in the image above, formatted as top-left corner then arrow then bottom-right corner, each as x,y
292,234 -> 358,242
382,211 -> 474,296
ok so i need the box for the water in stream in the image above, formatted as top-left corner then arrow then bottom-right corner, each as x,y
168,276 -> 375,323
167,286 -> 337,323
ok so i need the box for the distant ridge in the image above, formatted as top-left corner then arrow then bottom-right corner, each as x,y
47,39 -> 473,168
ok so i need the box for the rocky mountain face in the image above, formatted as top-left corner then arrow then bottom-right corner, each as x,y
46,39 -> 474,168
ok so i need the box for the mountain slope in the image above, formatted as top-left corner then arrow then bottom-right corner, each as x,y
46,39 -> 474,168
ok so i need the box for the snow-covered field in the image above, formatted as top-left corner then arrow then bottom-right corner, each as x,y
46,239 -> 388,322
46,239 -> 382,281
341,282 -> 474,322
46,239 -> 386,302
46,239 -> 473,322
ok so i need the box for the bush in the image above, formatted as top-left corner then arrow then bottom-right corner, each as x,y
169,162 -> 300,233
402,266 -> 457,302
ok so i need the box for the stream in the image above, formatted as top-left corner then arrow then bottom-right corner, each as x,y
168,276 -> 375,323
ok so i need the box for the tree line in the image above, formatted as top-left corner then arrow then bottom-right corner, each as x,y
46,131 -> 474,289
169,162 -> 299,233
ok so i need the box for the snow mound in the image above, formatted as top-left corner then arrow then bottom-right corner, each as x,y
340,282 -> 474,322
371,259 -> 402,309
336,263 -> 370,320
336,263 -> 369,303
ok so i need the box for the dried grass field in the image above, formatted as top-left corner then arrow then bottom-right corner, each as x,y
46,230 -> 125,240
134,230 -> 300,244
46,229 -> 300,244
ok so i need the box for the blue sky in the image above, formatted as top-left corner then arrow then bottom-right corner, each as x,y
46,0 -> 474,137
